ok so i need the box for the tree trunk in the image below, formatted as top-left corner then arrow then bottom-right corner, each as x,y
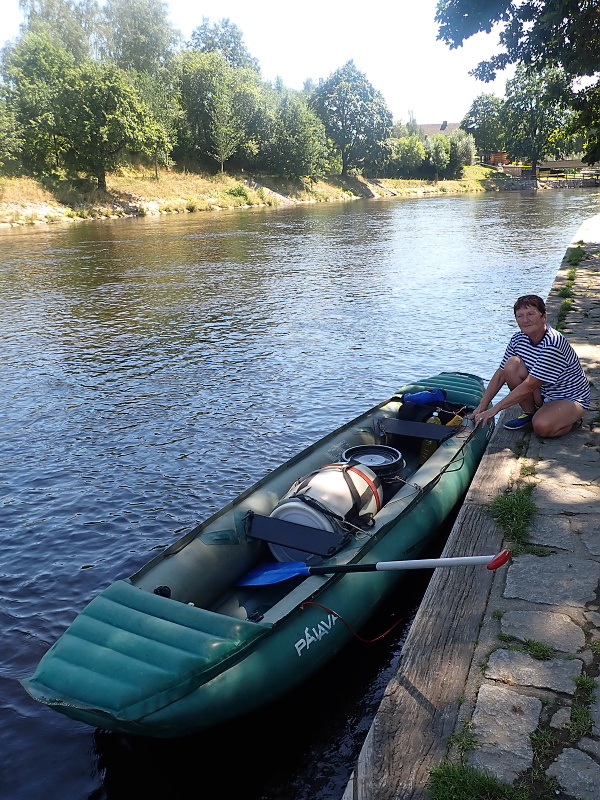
97,170 -> 107,192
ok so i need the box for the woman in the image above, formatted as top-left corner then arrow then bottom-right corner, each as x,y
471,295 -> 589,438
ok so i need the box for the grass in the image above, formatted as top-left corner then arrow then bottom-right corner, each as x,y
512,438 -> 528,458
556,298 -> 573,331
487,484 -> 536,550
522,639 -> 555,660
567,674 -> 597,741
427,762 -> 528,800
0,164 -> 511,226
567,245 -> 586,266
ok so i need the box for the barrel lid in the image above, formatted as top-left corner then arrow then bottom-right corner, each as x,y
342,445 -> 403,470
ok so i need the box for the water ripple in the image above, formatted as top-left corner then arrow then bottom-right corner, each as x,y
1,189 -> 598,799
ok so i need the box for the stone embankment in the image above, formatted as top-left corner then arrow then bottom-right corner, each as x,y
501,178 -> 599,191
344,216 -> 600,799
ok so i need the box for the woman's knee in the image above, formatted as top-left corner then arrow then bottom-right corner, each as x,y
503,356 -> 529,380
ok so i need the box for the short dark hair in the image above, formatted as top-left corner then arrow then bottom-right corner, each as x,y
513,295 -> 546,315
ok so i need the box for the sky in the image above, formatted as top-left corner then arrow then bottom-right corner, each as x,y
1,0 -> 512,124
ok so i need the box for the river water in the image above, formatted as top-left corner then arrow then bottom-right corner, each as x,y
1,189 -> 598,800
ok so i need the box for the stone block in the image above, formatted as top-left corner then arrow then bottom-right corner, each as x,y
500,609 -> 585,653
468,684 -> 541,784
504,553 -> 600,606
485,649 -> 582,693
547,748 -> 600,800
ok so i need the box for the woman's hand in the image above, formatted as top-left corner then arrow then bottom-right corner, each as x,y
471,407 -> 496,426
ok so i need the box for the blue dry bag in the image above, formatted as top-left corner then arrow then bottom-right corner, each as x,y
403,388 -> 447,404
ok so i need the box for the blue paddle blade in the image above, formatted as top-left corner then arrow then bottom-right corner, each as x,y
237,561 -> 311,586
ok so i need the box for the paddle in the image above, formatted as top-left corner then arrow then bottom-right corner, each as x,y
238,549 -> 511,586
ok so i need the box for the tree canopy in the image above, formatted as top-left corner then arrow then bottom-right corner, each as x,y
1,1 -> 481,186
311,60 -> 392,175
461,93 -> 505,156
435,0 -> 600,83
189,17 -> 259,72
502,65 -> 576,175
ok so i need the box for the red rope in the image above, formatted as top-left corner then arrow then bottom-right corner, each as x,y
300,601 -> 406,644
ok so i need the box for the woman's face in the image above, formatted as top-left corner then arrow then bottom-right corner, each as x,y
515,304 -> 547,341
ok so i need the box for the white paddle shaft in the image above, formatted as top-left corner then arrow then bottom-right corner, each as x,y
374,554 -> 497,571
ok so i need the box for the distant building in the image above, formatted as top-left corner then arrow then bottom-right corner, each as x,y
419,121 -> 462,137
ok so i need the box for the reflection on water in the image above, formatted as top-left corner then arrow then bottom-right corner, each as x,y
1,189 -> 598,800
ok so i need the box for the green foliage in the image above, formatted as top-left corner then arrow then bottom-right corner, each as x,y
502,65 -> 575,175
523,639 -> 554,660
447,128 -> 476,178
392,112 -> 426,141
311,60 -> 393,175
569,700 -> 593,740
435,0 -> 600,84
392,135 -> 426,177
428,762 -> 528,800
101,0 -> 180,74
3,31 -> 76,173
55,61 -> 170,189
448,721 -> 478,760
132,70 -> 180,174
567,245 -> 585,266
225,183 -> 250,202
264,90 -> 329,180
487,484 -> 536,549
189,17 -> 259,72
19,0 -> 98,61
425,133 -> 451,180
556,298 -> 572,331
179,50 -> 264,171
0,95 -> 23,171
461,93 -> 506,155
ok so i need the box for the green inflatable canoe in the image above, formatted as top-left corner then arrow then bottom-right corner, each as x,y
22,371 -> 493,738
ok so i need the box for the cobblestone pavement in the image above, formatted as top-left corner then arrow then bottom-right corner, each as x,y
456,216 -> 600,798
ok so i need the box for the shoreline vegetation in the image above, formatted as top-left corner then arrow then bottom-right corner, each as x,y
0,165 -> 527,230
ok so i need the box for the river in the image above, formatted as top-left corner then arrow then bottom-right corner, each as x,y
1,188 -> 598,800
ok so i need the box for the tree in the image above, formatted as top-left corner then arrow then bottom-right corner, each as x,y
101,0 -> 179,75
435,0 -> 600,84
179,50 -> 262,171
0,95 -> 23,171
2,31 -> 76,173
132,70 -> 181,176
189,17 -> 259,72
447,128 -> 476,178
311,60 -> 392,175
392,111 -> 425,141
425,133 -> 451,181
502,65 -> 575,176
55,61 -> 170,189
392,135 -> 426,177
263,89 -> 329,179
461,93 -> 506,159
18,0 -> 99,61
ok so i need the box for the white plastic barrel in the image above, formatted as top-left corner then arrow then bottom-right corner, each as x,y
268,463 -> 383,563
272,462 -> 382,528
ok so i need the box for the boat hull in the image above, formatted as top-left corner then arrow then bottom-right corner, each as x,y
22,372 -> 493,737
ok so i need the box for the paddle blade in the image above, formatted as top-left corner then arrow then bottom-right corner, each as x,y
486,549 -> 511,570
238,561 -> 311,586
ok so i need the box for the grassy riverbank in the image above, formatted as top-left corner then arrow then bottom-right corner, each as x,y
0,165 -> 509,228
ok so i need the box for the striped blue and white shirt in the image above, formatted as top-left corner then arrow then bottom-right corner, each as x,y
500,325 -> 590,408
